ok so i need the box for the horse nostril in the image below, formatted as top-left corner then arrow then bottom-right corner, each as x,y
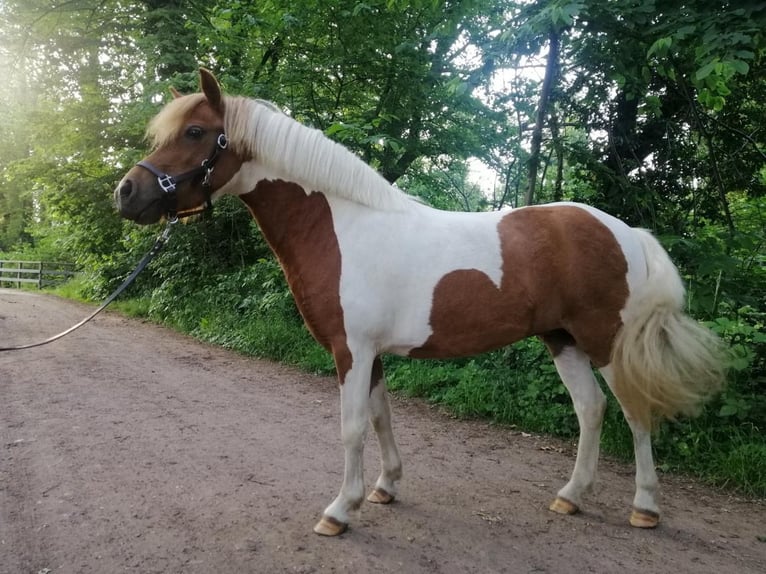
119,179 -> 133,199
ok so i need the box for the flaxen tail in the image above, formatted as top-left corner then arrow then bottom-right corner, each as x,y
611,228 -> 727,429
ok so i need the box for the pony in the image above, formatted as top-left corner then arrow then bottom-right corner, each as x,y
115,69 -> 726,536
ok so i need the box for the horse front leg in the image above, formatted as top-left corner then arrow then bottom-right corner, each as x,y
367,357 -> 402,504
314,347 -> 375,536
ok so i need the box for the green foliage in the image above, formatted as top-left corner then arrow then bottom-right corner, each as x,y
645,2 -> 765,111
192,0 -> 508,182
400,158 -> 489,211
386,341 -> 576,437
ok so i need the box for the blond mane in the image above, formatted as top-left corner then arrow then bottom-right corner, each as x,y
224,96 -> 412,211
147,93 -> 412,211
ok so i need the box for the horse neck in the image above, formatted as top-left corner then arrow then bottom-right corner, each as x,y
238,178 -> 344,285
239,178 -> 335,253
238,179 -> 346,355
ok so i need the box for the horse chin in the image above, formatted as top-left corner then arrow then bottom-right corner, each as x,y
135,209 -> 164,225
120,200 -> 165,225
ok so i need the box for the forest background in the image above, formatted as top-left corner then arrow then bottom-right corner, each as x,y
1,1 -> 764,496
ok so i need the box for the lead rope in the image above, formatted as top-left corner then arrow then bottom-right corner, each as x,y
0,220 -> 175,352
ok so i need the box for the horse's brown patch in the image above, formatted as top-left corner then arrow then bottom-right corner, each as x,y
239,182 -> 352,383
410,206 -> 629,366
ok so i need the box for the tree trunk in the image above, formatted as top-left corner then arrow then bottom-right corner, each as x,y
525,29 -> 559,206
550,107 -> 564,202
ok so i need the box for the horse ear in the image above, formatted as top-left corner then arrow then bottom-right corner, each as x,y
199,68 -> 223,111
169,87 -> 183,99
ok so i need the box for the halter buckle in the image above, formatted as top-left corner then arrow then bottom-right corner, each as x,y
202,167 -> 214,188
158,174 -> 177,194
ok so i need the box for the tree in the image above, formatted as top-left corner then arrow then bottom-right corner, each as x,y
189,0 -> 509,183
399,157 -> 488,211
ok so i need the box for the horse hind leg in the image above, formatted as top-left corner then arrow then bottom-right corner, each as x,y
599,364 -> 660,528
542,336 -> 607,516
366,357 -> 403,504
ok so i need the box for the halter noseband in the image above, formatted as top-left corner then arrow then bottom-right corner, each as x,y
136,133 -> 228,221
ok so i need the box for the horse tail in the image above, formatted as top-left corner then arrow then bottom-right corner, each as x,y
610,228 -> 727,429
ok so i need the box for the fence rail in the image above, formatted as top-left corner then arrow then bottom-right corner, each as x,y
0,260 -> 76,289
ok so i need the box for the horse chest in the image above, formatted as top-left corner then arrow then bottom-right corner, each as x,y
240,184 -> 349,354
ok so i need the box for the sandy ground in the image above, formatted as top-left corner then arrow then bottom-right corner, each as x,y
0,289 -> 764,574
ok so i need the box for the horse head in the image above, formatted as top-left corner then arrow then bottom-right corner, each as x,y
115,69 -> 243,224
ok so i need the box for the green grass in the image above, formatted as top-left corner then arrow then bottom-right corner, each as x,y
48,275 -> 91,302
45,275 -> 766,499
163,298 -> 336,376
47,277 -> 151,319
110,298 -> 152,318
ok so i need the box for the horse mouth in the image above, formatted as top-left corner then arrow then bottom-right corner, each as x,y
119,198 -> 165,225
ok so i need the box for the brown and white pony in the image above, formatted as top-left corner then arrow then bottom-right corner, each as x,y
115,69 -> 725,536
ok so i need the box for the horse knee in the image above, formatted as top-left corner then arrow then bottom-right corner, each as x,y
340,412 -> 368,446
593,391 -> 607,419
573,390 -> 606,429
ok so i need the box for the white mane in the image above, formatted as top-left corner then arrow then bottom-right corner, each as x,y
223,96 -> 413,211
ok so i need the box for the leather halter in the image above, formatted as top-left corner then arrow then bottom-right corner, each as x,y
136,133 -> 228,221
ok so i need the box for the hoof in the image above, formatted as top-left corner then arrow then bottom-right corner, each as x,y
549,497 -> 579,515
367,488 -> 395,504
313,515 -> 348,536
630,508 -> 660,528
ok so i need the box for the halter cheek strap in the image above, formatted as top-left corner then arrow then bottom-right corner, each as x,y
136,133 -> 228,221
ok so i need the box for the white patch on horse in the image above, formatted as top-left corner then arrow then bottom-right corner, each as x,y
212,160 -> 292,199
328,196 -> 508,355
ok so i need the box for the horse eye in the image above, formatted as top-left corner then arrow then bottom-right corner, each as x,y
185,126 -> 204,139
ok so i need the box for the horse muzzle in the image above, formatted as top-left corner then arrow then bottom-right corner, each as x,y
114,176 -> 167,225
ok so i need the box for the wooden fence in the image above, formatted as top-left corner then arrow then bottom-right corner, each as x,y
0,260 -> 76,289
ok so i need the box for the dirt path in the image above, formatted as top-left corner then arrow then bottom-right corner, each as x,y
0,290 -> 764,574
